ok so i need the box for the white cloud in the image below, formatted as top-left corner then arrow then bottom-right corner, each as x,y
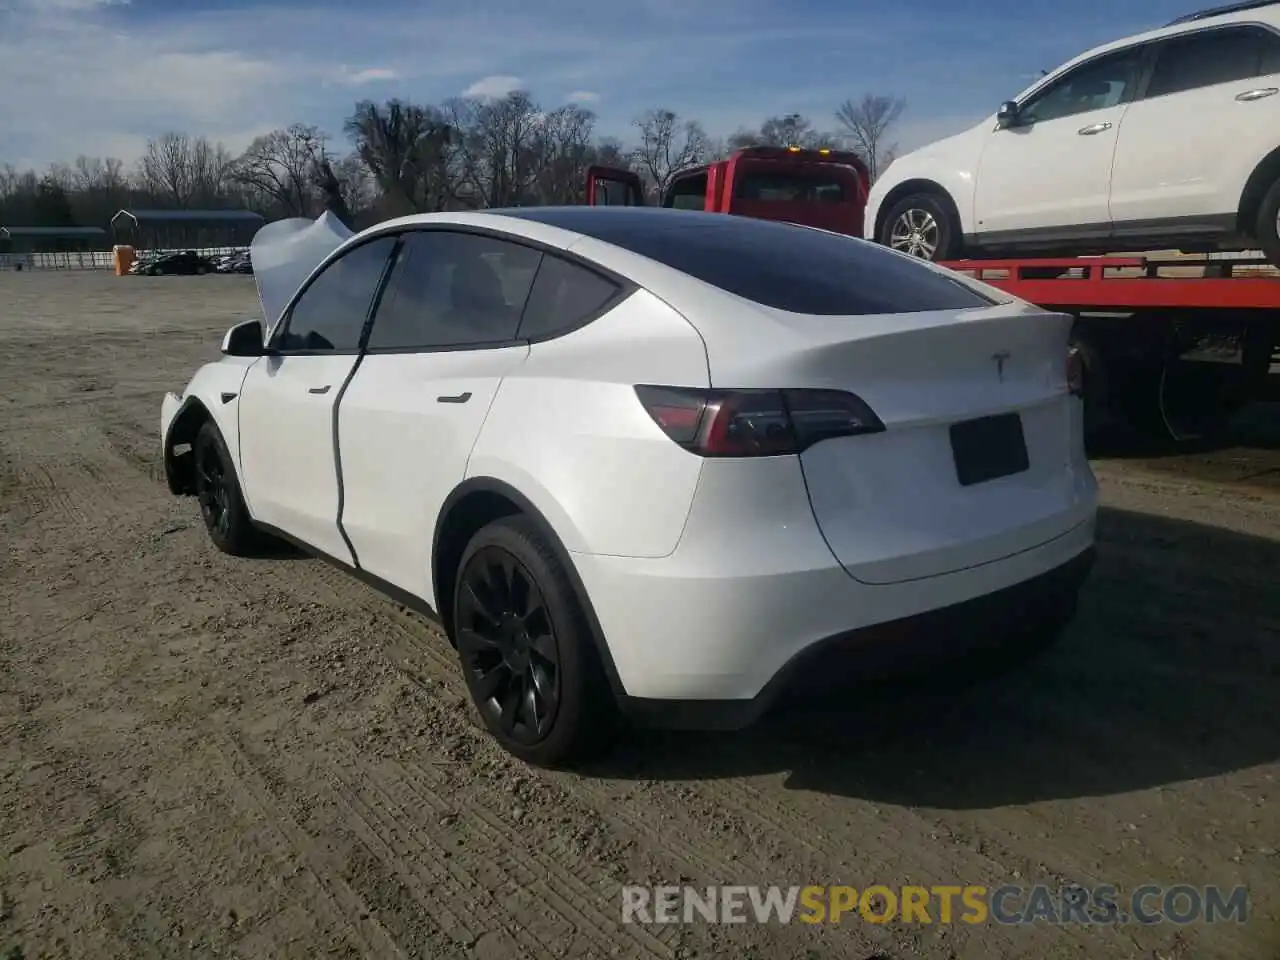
462,74 -> 524,99
566,90 -> 601,104
338,66 -> 400,86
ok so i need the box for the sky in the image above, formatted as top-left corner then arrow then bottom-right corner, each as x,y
0,0 -> 1204,171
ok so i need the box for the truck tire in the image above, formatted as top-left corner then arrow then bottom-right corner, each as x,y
878,193 -> 962,261
1255,176 -> 1280,267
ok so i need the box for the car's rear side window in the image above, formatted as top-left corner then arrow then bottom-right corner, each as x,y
532,210 -> 994,316
1147,25 -> 1278,98
517,254 -> 624,340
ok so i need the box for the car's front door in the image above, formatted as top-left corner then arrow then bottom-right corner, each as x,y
335,229 -> 539,602
1108,24 -> 1280,230
973,43 -> 1149,241
236,235 -> 397,561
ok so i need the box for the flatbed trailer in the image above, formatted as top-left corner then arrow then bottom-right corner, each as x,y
938,254 -> 1280,444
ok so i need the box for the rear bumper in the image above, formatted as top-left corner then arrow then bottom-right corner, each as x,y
618,545 -> 1094,731
571,453 -> 1097,720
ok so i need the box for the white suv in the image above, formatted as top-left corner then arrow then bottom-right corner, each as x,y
866,0 -> 1280,263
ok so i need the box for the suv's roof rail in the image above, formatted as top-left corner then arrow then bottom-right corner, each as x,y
1166,0 -> 1279,25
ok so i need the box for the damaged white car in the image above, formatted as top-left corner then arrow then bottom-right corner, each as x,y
160,207 -> 1098,766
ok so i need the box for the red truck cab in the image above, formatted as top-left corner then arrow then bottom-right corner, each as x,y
586,146 -> 872,238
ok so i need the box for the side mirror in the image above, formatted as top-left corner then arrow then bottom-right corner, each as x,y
996,100 -> 1021,128
221,318 -> 265,357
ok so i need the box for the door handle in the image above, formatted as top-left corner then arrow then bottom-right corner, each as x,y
1077,121 -> 1112,135
308,385 -> 331,394
1236,87 -> 1279,101
436,392 -> 472,404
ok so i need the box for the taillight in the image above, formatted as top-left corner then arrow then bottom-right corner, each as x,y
1065,347 -> 1085,398
634,385 -> 884,457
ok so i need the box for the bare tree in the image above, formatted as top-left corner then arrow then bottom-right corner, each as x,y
229,124 -> 326,217
834,94 -> 906,181
139,132 -> 231,207
532,104 -> 596,204
629,109 -> 709,198
344,99 -> 456,214
330,152 -> 377,221
757,113 -> 826,148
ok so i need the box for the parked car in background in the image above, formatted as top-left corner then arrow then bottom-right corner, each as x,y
214,251 -> 253,274
138,250 -> 216,276
159,208 -> 1097,766
866,0 -> 1280,264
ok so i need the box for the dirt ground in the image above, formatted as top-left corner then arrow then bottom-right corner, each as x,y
1,270 -> 1277,960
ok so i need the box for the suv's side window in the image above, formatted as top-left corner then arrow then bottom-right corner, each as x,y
516,254 -> 624,340
366,230 -> 542,351
1146,26 -> 1280,99
276,236 -> 397,352
1019,46 -> 1147,124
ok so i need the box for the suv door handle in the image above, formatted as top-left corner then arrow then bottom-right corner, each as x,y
437,392 -> 472,404
308,385 -> 331,394
1077,122 -> 1112,135
1236,87 -> 1279,101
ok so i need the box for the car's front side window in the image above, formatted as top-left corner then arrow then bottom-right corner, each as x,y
1019,46 -> 1147,124
365,231 -> 542,351
275,236 -> 397,353
1145,26 -> 1279,98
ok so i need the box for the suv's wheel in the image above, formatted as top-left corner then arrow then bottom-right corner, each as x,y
193,420 -> 260,556
1254,176 -> 1280,267
452,515 -> 614,767
880,193 -> 962,261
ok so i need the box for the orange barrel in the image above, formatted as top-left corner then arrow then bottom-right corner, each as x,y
112,244 -> 135,276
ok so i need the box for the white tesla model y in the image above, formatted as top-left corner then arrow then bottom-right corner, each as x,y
160,206 -> 1098,766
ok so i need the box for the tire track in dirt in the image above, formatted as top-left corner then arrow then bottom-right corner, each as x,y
204,727 -> 413,960
345,751 -> 674,959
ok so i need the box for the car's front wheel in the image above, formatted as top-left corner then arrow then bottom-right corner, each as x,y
193,420 -> 260,556
879,193 -> 962,261
452,515 -> 614,767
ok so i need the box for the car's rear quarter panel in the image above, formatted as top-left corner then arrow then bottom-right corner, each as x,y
466,287 -> 710,558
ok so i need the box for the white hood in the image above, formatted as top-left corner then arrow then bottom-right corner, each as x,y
250,211 -> 354,337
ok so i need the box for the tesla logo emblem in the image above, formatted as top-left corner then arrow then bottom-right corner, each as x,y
992,350 -> 1011,381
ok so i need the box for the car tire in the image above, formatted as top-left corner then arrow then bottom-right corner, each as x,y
879,192 -> 962,261
1254,176 -> 1280,267
193,420 -> 260,556
452,515 -> 616,767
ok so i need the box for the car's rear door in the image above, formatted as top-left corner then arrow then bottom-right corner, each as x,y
335,229 -> 538,603
1108,23 -> 1280,229
236,235 -> 398,561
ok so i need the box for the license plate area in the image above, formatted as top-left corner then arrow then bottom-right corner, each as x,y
950,413 -> 1029,486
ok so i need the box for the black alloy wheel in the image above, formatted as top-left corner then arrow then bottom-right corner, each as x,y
195,434 -> 232,541
455,545 -> 562,745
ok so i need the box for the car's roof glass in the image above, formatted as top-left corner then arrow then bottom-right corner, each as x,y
499,207 -> 995,316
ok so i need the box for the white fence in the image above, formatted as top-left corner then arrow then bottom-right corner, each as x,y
0,245 -> 246,271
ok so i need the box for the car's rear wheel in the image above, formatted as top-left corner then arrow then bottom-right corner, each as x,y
879,192 -> 962,261
452,515 -> 614,767
1254,176 -> 1280,267
193,420 -> 260,556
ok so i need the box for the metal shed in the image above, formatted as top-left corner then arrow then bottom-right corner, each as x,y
110,208 -> 265,255
0,226 -> 110,269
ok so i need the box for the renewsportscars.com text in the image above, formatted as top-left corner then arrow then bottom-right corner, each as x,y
621,884 -> 1250,926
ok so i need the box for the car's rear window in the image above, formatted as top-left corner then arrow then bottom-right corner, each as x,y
504,207 -> 994,316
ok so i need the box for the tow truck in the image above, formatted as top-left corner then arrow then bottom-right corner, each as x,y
587,148 -> 1280,445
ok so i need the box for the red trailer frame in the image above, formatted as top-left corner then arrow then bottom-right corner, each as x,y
938,255 -> 1280,310
936,254 -> 1280,443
